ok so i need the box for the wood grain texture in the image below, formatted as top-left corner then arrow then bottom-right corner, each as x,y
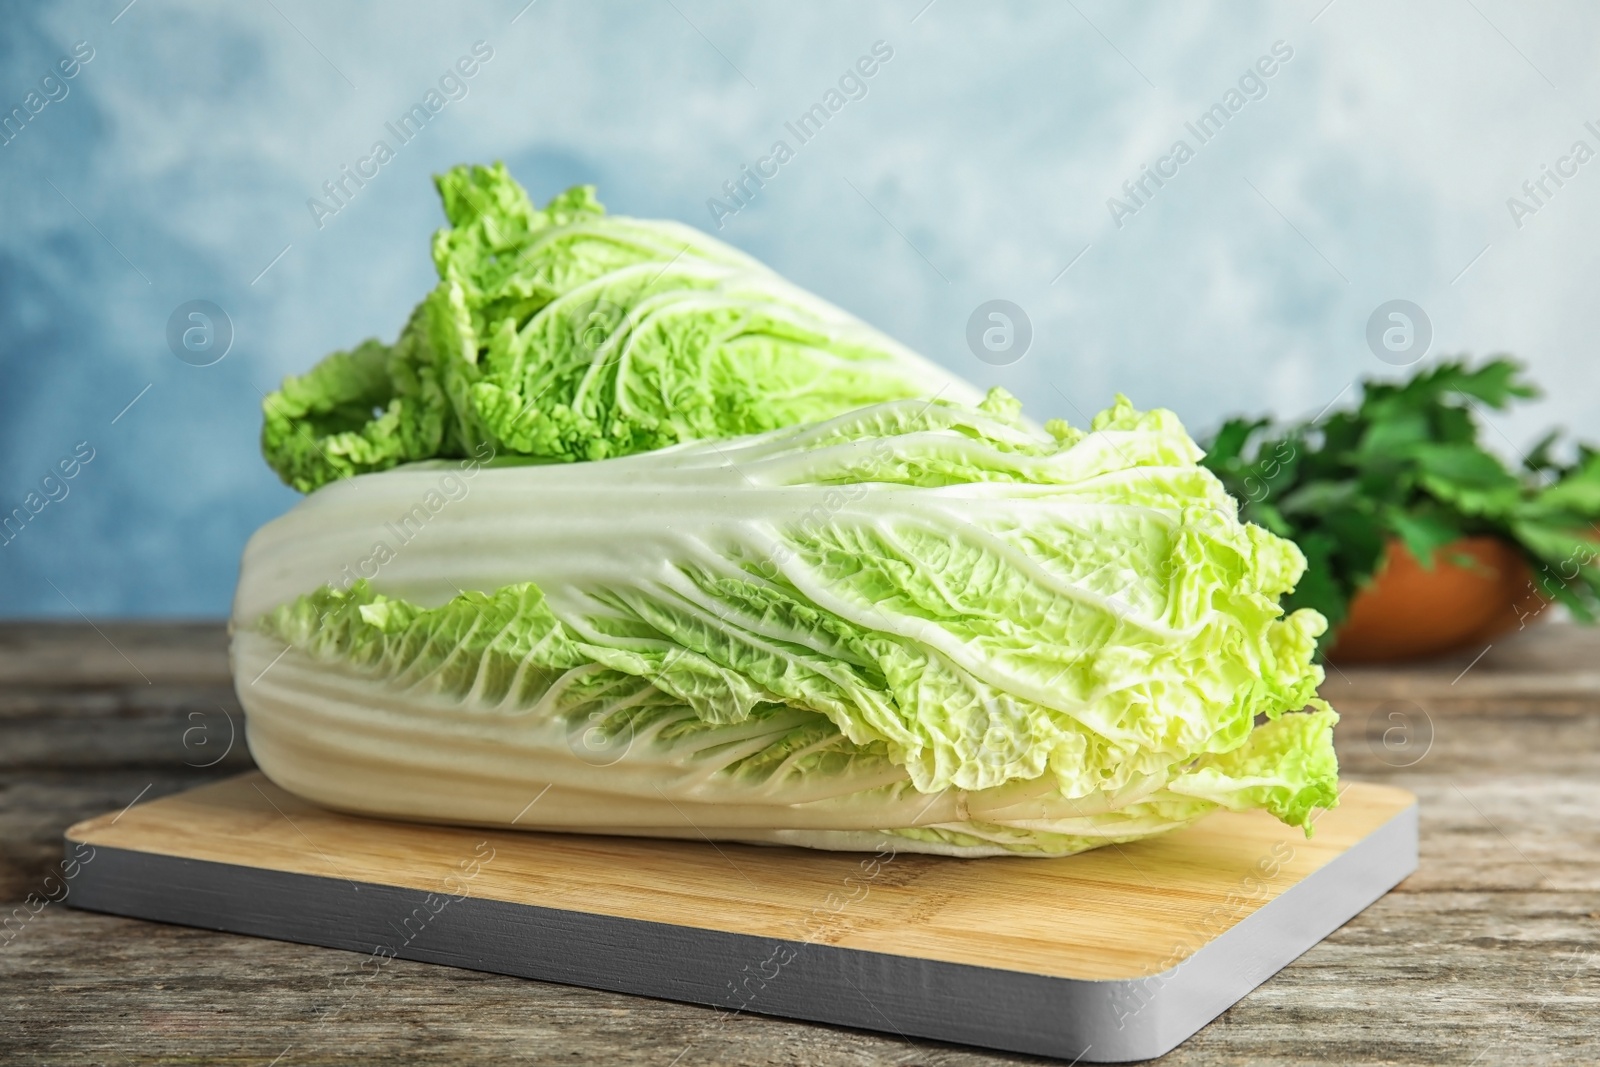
2,620 -> 1598,1065
65,773 -> 1414,982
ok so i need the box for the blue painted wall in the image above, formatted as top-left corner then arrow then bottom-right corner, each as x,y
3,1 -> 1596,615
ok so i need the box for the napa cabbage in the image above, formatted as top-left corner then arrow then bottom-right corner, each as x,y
233,389 -> 1338,857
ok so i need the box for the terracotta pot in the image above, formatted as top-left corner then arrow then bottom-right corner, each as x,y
1327,536 -> 1541,664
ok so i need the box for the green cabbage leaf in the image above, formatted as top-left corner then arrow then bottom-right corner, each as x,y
261,163 -> 979,493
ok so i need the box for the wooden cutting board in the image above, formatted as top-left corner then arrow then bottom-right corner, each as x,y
64,773 -> 1415,1063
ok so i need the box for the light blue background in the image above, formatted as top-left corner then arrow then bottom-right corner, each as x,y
3,0 -> 1597,617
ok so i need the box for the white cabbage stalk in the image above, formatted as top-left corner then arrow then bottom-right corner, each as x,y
233,392 -> 1338,857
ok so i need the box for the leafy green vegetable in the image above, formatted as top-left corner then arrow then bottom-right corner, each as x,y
1200,357 -> 1600,639
261,163 -> 980,493
234,390 -> 1338,857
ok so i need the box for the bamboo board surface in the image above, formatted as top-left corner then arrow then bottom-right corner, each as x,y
65,773 -> 1414,984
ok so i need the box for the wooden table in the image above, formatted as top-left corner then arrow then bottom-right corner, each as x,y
2,622 -> 1596,1065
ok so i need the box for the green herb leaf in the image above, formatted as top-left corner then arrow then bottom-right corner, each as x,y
1199,357 -> 1600,649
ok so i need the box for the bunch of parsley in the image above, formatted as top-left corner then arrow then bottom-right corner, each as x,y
1200,358 -> 1600,642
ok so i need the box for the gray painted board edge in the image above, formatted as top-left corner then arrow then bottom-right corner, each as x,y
63,803 -> 1416,1063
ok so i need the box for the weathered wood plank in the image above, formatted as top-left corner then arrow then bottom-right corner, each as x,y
1325,618 -> 1600,705
0,621 -> 232,687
